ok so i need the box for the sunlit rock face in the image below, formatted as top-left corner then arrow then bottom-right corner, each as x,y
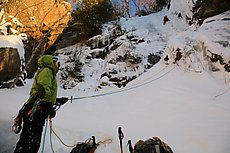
3,0 -> 71,78
8,0 -> 71,47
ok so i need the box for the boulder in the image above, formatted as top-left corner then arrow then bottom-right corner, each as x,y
0,47 -> 21,84
193,0 -> 230,21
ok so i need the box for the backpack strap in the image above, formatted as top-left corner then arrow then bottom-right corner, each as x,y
134,139 -> 160,153
145,139 -> 160,153
152,137 -> 173,153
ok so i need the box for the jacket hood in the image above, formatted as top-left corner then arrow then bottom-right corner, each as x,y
38,55 -> 54,69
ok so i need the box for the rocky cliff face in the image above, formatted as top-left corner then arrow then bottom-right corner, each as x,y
56,1 -> 230,90
193,0 -> 230,25
11,0 -> 71,78
7,0 -> 70,46
0,0 -> 70,86
0,47 -> 20,84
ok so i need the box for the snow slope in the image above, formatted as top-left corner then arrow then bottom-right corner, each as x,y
0,0 -> 230,153
0,62 -> 229,153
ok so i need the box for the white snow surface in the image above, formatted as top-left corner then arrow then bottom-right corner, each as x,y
0,1 -> 230,153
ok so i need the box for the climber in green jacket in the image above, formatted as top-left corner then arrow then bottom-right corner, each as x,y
12,55 -> 68,153
27,54 -> 58,105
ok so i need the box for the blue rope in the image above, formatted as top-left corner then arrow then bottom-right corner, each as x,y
41,118 -> 48,153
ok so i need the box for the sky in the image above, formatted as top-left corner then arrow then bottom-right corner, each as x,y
0,0 -> 230,153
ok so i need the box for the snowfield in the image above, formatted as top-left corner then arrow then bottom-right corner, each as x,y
0,0 -> 230,153
1,63 -> 230,153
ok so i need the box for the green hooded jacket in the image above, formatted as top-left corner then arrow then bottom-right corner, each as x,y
26,55 -> 57,105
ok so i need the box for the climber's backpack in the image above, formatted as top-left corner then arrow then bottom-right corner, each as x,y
70,136 -> 98,153
134,137 -> 173,153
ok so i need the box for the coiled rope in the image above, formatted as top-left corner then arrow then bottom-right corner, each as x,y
48,119 -> 112,152
49,119 -> 75,153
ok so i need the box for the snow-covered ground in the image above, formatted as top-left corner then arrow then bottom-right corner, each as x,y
0,0 -> 230,153
1,62 -> 230,153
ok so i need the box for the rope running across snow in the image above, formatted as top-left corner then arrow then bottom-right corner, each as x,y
49,119 -> 76,150
69,65 -> 176,101
43,66 -> 176,151
48,119 -> 112,152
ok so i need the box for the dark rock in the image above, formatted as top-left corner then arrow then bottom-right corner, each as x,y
147,53 -> 161,65
193,0 -> 230,25
0,47 -> 21,85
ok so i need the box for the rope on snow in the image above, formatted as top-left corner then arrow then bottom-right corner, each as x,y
213,86 -> 230,100
69,65 -> 176,101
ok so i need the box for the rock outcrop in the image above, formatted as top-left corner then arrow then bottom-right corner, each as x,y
0,47 -> 21,84
7,0 -> 71,47
0,0 -> 71,84
193,0 -> 230,25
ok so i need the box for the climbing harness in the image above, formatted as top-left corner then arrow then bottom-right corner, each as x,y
28,100 -> 41,121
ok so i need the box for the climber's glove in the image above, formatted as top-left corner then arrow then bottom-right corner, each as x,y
56,97 -> 69,105
49,107 -> 56,119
